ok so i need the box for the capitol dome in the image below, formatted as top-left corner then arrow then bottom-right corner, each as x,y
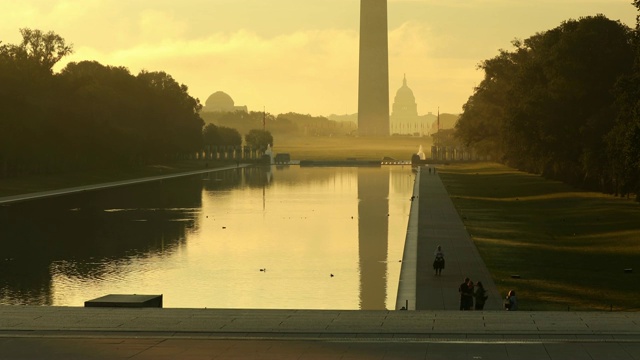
392,75 -> 418,116
394,75 -> 416,104
391,75 -> 420,135
204,91 -> 235,112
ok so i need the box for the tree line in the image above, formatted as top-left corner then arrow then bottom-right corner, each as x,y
0,29 -> 207,178
455,12 -> 640,200
201,111 -> 354,137
0,29 -> 279,179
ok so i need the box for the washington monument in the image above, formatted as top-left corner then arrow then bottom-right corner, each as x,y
358,0 -> 390,136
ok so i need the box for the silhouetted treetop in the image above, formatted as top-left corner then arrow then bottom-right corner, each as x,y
1,28 -> 73,71
456,15 -> 637,197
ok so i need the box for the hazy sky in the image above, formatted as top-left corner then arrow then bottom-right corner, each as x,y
1,0 -> 636,116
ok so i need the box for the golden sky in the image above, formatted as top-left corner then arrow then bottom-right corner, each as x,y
1,0 -> 635,116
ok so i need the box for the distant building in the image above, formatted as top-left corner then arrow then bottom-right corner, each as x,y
391,75 -> 422,135
202,91 -> 247,113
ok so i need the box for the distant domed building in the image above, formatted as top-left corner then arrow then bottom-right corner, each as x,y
391,75 -> 422,135
202,91 -> 247,113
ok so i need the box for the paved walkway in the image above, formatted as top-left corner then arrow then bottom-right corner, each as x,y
0,307 -> 639,359
415,166 -> 503,311
0,164 -> 247,205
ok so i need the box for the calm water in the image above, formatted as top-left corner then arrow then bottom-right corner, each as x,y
0,166 -> 415,309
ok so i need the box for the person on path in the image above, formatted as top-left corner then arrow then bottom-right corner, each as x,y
458,277 -> 473,310
433,245 -> 445,275
466,280 -> 475,310
458,278 -> 469,310
504,290 -> 518,311
474,281 -> 488,310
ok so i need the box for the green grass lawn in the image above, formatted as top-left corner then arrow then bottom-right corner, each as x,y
438,162 -> 640,311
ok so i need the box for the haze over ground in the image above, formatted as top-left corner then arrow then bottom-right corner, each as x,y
1,0 -> 635,116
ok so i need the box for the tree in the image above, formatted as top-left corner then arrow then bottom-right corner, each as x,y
203,123 -> 219,146
200,110 -> 344,137
1,29 -> 207,177
137,70 -> 204,161
1,28 -> 72,72
608,1 -> 640,199
455,49 -> 516,160
457,15 -> 634,191
0,29 -> 73,177
245,129 -> 273,150
201,111 -> 276,136
57,61 -> 143,167
217,126 -> 242,147
203,123 -> 241,147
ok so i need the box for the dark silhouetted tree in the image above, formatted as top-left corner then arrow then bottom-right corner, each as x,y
245,129 -> 273,150
456,15 -> 634,192
203,123 -> 241,147
0,29 -> 206,178
0,28 -> 73,176
608,2 -> 640,199
137,70 -> 204,162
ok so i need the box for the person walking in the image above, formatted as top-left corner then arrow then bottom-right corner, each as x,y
433,245 -> 445,275
504,290 -> 518,311
474,281 -> 488,310
458,277 -> 473,310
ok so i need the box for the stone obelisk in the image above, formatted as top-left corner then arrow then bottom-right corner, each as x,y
358,0 -> 390,136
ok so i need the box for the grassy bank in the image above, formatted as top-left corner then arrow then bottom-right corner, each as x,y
438,162 -> 640,311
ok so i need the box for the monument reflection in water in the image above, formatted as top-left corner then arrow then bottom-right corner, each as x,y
0,166 -> 414,309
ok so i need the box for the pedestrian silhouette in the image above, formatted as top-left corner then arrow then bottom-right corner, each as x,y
458,277 -> 473,310
474,281 -> 488,310
433,245 -> 445,275
504,290 -> 518,311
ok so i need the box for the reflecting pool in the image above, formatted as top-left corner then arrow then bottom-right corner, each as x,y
0,166 -> 415,309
